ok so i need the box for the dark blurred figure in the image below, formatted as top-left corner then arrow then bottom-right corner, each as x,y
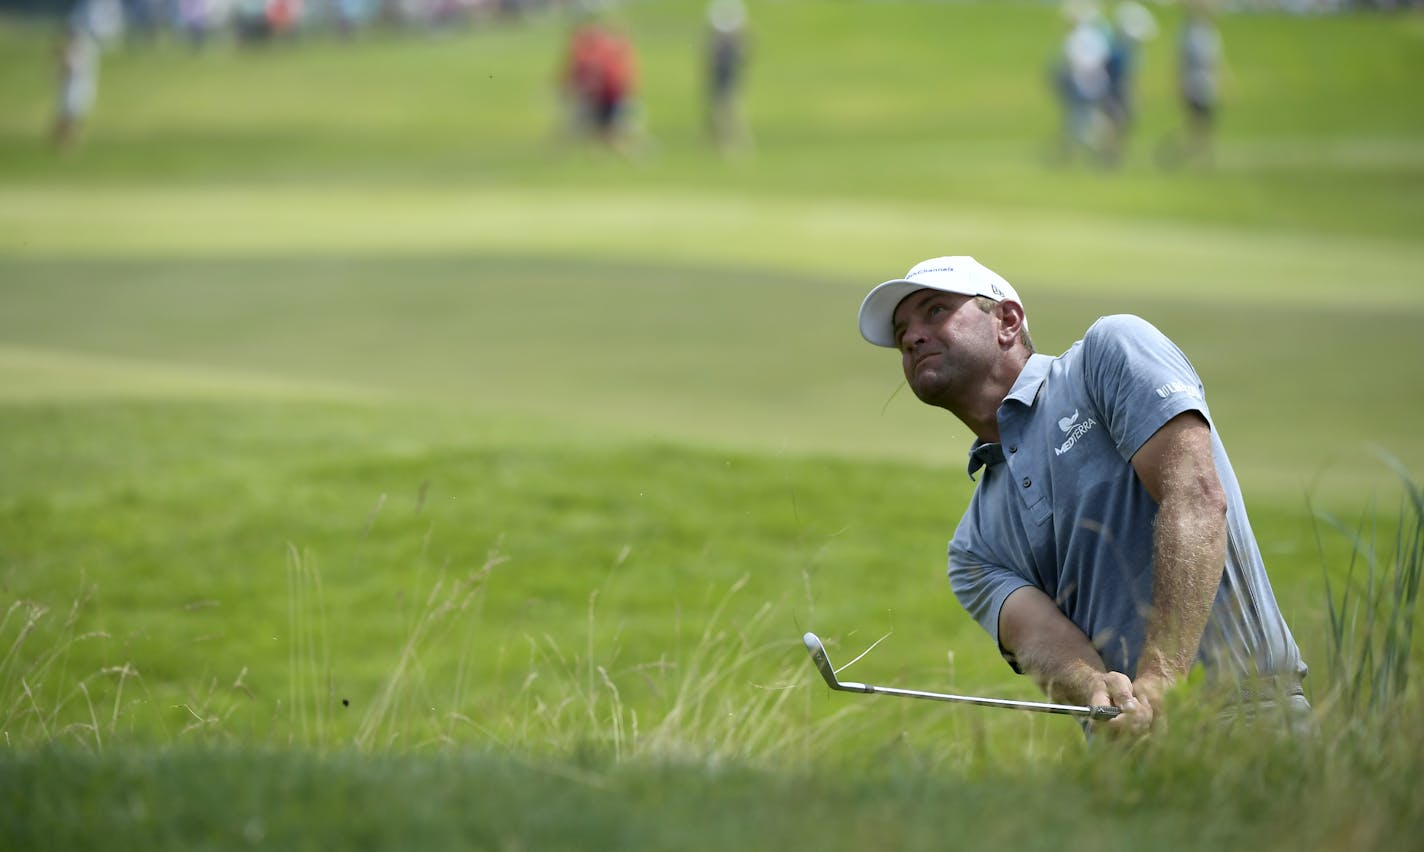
334,0 -> 366,37
178,0 -> 219,49
1100,1 -> 1157,166
1159,0 -> 1222,169
704,0 -> 750,155
559,11 -> 641,154
234,0 -> 302,43
121,0 -> 161,42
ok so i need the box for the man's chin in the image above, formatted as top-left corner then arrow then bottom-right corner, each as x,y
908,378 -> 948,406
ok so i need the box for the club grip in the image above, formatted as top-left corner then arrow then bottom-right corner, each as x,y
1089,705 -> 1121,720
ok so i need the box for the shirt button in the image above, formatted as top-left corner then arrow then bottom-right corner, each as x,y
1022,477 -> 1032,488
1009,445 -> 1018,453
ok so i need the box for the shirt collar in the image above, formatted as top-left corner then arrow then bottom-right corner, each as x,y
966,440 -> 1003,479
1005,353 -> 1052,408
964,354 -> 1053,479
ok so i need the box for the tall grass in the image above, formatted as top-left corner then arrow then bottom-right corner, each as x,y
352,545 -> 502,751
3,484 -> 1424,848
1314,464 -> 1423,720
0,531 -> 856,766
4,475 -> 1422,778
0,581 -> 143,751
497,576 -> 858,768
159,504 -> 843,761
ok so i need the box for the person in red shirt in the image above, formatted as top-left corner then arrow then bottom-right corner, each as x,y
560,19 -> 639,152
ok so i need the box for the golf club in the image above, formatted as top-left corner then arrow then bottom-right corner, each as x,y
803,632 -> 1121,721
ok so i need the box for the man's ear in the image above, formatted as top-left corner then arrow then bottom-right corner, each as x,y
996,300 -> 1026,347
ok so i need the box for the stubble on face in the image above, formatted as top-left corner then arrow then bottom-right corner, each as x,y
893,291 -> 996,411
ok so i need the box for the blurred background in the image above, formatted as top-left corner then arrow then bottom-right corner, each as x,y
2,0 -> 1421,480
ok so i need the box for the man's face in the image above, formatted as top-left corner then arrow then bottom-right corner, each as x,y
891,289 -> 999,407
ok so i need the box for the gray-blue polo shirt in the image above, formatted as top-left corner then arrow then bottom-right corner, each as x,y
948,314 -> 1307,685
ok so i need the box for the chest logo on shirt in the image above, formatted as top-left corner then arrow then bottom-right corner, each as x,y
1054,408 -> 1097,457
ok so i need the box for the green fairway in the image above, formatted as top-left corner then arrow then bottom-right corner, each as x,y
2,0 -> 1424,847
2,248 -> 1419,501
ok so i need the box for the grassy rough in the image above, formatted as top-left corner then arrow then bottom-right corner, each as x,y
4,709 -> 1423,852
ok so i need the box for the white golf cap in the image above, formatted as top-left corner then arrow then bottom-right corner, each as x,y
857,255 -> 1024,348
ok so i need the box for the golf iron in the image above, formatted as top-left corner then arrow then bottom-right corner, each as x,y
803,632 -> 1120,721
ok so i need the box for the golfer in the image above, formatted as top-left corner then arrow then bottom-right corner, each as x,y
858,256 -> 1309,736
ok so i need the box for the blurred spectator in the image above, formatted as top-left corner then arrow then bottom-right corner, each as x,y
1049,1 -> 1111,165
559,12 -> 641,154
267,0 -> 300,34
234,0 -> 302,42
334,0 -> 368,36
121,0 -> 161,41
233,0 -> 271,40
53,21 -> 99,149
705,0 -> 749,155
1159,0 -> 1223,168
1100,1 -> 1157,165
560,15 -> 603,136
178,0 -> 218,48
52,0 -> 121,149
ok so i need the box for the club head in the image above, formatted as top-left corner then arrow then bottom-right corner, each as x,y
803,632 -> 844,690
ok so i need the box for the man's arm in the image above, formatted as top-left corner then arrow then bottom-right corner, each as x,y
998,585 -> 1149,732
997,410 -> 1226,734
1129,410 -> 1228,715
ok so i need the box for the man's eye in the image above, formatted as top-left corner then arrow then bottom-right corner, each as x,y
927,305 -> 945,317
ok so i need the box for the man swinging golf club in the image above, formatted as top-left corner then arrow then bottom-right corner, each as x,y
852,256 -> 1309,736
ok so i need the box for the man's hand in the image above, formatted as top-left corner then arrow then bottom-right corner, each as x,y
1089,671 -> 1154,737
1130,671 -> 1175,728
1000,587 -> 1159,736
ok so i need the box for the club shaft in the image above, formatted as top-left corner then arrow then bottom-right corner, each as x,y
833,679 -> 1109,718
803,632 -> 1119,721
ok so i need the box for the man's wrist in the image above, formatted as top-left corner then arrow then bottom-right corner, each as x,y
1062,661 -> 1114,706
1135,647 -> 1183,683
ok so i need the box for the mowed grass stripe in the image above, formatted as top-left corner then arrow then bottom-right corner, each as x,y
2,253 -> 1420,504
0,343 -> 382,402
3,187 -> 1422,311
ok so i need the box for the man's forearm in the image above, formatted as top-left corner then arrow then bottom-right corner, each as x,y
999,585 -> 1148,728
1017,634 -> 1112,707
1000,586 -> 1115,706
1137,492 -> 1226,681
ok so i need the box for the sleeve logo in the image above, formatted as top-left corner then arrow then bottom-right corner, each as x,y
1155,381 -> 1200,400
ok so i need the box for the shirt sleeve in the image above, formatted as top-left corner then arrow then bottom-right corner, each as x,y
1080,314 -> 1212,461
948,531 -> 1032,674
